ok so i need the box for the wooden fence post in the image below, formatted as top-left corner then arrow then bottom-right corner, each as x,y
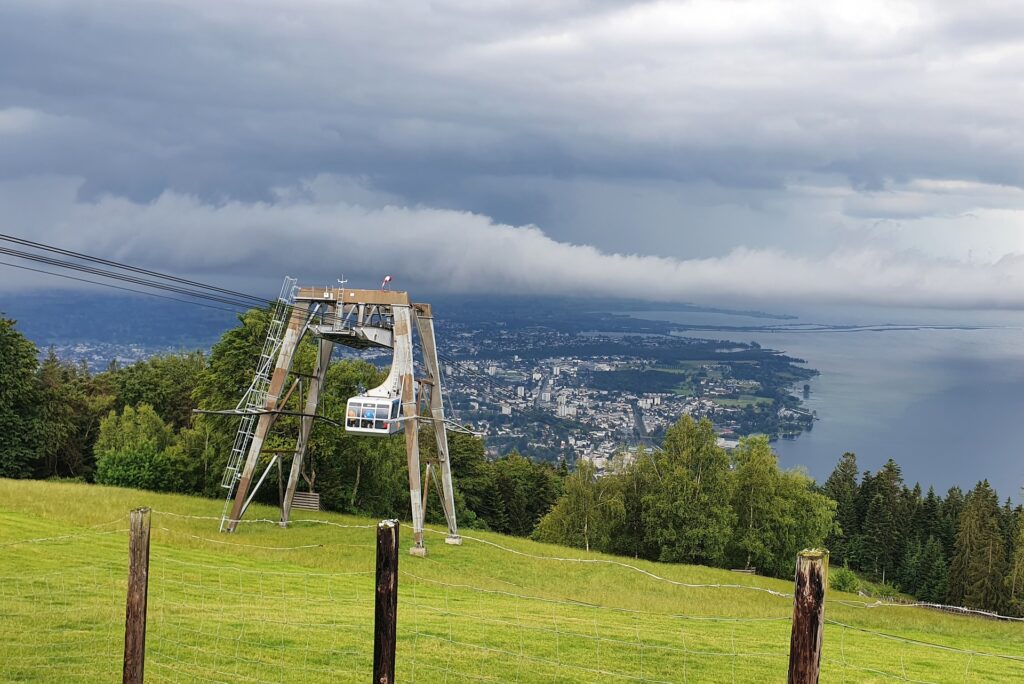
374,519 -> 400,684
123,507 -> 152,684
788,549 -> 828,684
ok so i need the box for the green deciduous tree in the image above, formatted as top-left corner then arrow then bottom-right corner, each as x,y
0,317 -> 42,478
94,404 -> 181,492
728,436 -> 835,577
533,459 -> 621,552
646,417 -> 735,566
34,351 -> 114,480
604,446 -> 661,560
104,351 -> 205,428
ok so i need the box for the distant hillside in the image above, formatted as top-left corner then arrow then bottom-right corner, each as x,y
2,479 -> 1021,682
0,290 -> 793,350
0,291 -> 237,348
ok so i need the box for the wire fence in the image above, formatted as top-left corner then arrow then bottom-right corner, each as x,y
2,509 -> 1023,683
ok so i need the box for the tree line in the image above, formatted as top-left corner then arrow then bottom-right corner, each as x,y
3,310 -> 1024,614
822,452 -> 1024,614
531,419 -> 835,579
0,313 -> 562,537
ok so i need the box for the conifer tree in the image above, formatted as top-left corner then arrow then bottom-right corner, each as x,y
1007,512 -> 1024,616
862,492 -> 897,579
941,486 -> 964,562
823,452 -> 858,563
905,483 -> 924,542
898,537 -> 922,595
920,487 -> 943,544
917,535 -> 948,603
948,481 -> 1008,612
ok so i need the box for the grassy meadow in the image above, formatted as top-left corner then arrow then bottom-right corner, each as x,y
1,478 -> 1022,683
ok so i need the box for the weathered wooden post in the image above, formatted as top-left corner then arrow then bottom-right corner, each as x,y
123,507 -> 152,684
373,519 -> 400,684
788,549 -> 828,684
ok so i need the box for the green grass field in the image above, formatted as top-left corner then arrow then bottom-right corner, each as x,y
2,479 -> 1022,683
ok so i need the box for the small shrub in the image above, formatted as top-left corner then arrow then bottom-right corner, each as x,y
830,563 -> 860,593
865,580 -> 902,600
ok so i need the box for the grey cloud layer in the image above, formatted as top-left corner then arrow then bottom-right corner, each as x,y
3,175 -> 1024,310
2,1 -> 1024,306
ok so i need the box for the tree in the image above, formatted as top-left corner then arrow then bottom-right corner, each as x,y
34,351 -> 114,480
948,481 -> 1008,612
728,436 -> 779,571
728,436 -> 835,577
165,421 -> 220,496
489,452 -> 562,536
822,452 -> 858,563
94,404 -> 180,492
533,459 -> 621,552
1007,511 -> 1024,616
646,417 -> 735,566
861,492 -> 897,579
919,487 -> 943,545
941,486 -> 964,561
605,446 -> 661,560
104,351 -> 205,428
917,535 -> 948,603
0,317 -> 42,478
898,537 -> 923,595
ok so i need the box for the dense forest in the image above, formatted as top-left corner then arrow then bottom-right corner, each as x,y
3,311 -> 1024,616
820,452 -> 1024,614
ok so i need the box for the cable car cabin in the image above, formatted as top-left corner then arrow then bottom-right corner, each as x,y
345,396 -> 403,435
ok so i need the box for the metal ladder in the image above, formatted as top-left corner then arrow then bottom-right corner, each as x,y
219,276 -> 297,530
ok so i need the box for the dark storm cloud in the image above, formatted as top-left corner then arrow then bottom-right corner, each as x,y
3,1 -> 1021,199
2,1 -> 1024,305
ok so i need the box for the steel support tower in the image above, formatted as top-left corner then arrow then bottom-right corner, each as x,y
218,282 -> 460,554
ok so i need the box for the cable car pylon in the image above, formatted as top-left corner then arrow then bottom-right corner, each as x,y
217,278 -> 461,555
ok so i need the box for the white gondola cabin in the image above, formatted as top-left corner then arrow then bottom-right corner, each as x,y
345,396 -> 402,435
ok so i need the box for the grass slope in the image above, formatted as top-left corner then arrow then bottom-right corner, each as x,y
1,479 -> 1021,683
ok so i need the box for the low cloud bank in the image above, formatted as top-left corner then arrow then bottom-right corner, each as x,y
4,176 -> 1024,311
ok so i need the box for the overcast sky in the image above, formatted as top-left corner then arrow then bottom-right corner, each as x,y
3,0 -> 1024,309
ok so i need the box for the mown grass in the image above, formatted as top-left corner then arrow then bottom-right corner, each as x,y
1,479 -> 1022,683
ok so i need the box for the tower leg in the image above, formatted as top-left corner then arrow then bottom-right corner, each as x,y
226,303 -> 308,532
414,308 -> 460,542
402,370 -> 426,555
281,337 -> 333,526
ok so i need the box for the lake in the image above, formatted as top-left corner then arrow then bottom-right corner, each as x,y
632,306 -> 1024,502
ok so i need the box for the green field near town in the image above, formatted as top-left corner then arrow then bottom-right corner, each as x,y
2,479 -> 1022,683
